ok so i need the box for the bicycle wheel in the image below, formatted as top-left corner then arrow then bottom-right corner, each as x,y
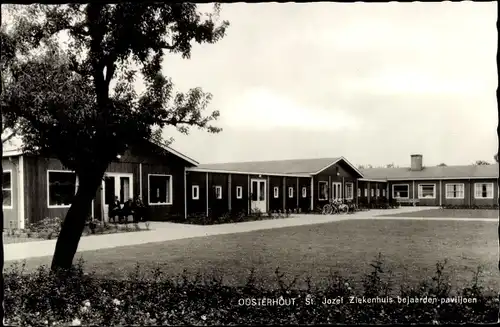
339,205 -> 349,214
322,204 -> 332,215
331,206 -> 339,214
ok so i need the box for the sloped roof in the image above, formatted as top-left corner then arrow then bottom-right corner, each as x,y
195,157 -> 364,177
361,164 -> 499,180
2,137 -> 199,166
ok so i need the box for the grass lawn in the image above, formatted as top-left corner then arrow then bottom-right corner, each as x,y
6,219 -> 498,294
379,208 -> 499,219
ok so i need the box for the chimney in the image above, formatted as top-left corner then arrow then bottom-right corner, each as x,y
410,154 -> 423,171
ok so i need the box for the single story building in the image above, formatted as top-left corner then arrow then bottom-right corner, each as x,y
2,143 -> 499,229
2,139 -> 198,229
358,154 -> 499,207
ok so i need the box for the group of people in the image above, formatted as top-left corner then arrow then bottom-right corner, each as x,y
109,196 -> 148,224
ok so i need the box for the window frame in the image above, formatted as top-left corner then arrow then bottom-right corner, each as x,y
2,170 -> 13,209
236,186 -> 243,199
345,183 -> 354,200
445,183 -> 465,199
318,181 -> 328,200
376,188 -> 380,197
474,182 -> 494,199
273,186 -> 279,198
47,170 -> 78,209
382,189 -> 386,197
192,185 -> 199,200
214,185 -> 223,200
288,186 -> 294,198
148,174 -> 173,206
370,188 -> 374,197
301,186 -> 307,198
392,184 -> 410,199
418,184 -> 436,199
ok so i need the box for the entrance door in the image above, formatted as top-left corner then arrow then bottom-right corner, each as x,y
332,182 -> 342,200
102,173 -> 134,221
250,179 -> 267,213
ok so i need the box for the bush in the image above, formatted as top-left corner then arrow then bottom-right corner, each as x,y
4,256 -> 498,326
441,204 -> 499,210
27,217 -> 63,240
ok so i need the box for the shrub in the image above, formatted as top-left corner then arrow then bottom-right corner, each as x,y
441,204 -> 499,210
27,217 -> 63,240
4,256 -> 497,326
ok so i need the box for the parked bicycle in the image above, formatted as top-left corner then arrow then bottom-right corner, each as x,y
345,199 -> 358,213
322,198 -> 349,215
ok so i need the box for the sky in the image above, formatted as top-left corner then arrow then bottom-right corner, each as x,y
156,2 -> 498,167
3,2 -> 498,168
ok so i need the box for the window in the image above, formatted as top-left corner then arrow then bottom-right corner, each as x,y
445,183 -> 464,199
474,183 -> 493,199
418,184 -> 436,199
3,171 -> 12,208
288,187 -> 294,198
376,189 -> 380,197
214,185 -> 222,199
370,189 -> 374,197
236,186 -> 243,199
392,184 -> 409,199
364,188 -> 368,197
48,171 -> 77,207
148,174 -> 172,205
357,188 -> 361,197
273,186 -> 279,198
318,181 -> 328,200
382,189 -> 386,197
302,187 -> 307,198
345,183 -> 353,199
192,185 -> 199,200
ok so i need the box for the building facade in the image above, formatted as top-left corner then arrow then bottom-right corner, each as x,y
2,147 -> 499,228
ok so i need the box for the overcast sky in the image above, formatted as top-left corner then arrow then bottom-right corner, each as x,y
156,2 -> 498,167
3,2 -> 498,167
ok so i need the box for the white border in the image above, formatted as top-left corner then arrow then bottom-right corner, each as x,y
417,183 -> 436,199
2,169 -> 13,209
444,183 -> 465,199
47,169 -> 77,208
474,182 -> 494,199
192,185 -> 200,200
302,186 -> 307,198
148,174 -> 172,205
236,186 -> 243,199
288,186 -> 294,198
392,183 -> 410,199
273,186 -> 279,198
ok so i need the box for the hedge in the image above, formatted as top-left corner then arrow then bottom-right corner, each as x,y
4,255 -> 498,326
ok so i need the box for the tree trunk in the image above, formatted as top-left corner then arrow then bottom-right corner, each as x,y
50,166 -> 107,271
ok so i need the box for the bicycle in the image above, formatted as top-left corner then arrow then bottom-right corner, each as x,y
322,199 -> 349,215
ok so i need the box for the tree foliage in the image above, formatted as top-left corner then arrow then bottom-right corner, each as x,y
2,3 -> 228,171
1,3 -> 229,269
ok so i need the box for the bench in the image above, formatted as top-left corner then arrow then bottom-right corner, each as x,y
396,198 -> 420,207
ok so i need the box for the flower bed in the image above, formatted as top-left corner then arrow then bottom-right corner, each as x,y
440,204 -> 499,210
4,256 -> 497,325
173,209 -> 296,225
3,217 -> 149,243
